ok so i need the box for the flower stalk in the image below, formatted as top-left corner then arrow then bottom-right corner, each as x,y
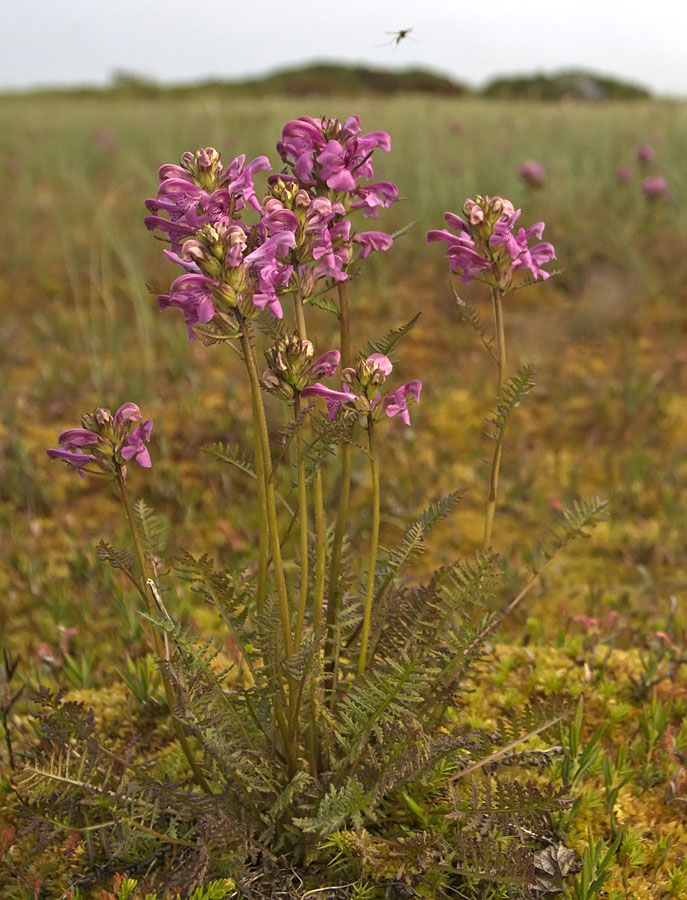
115,469 -> 213,795
239,322 -> 292,656
357,418 -> 380,676
482,285 -> 507,551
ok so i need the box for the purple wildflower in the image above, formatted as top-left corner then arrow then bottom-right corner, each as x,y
47,402 -> 155,476
311,350 -> 341,377
301,382 -> 358,421
384,380 -> 422,426
114,403 -> 143,426
353,231 -> 394,259
56,428 -> 102,450
121,419 -> 154,468
350,182 -> 399,218
46,448 -> 100,478
277,115 -> 394,198
159,273 -> 217,339
428,197 -> 555,288
427,214 -> 493,284
366,353 -> 393,376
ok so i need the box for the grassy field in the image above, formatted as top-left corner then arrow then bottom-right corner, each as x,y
2,93 -> 687,897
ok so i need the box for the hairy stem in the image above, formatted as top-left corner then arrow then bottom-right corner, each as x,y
358,419 -> 380,676
293,396 -> 309,649
325,281 -> 353,702
116,470 -> 213,795
482,285 -> 506,551
293,286 -> 325,773
254,433 -> 268,614
239,323 -> 292,656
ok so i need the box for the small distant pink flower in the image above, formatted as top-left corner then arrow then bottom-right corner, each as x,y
652,631 -> 678,651
636,145 -> 655,165
95,128 -> 118,152
642,175 -> 668,200
518,160 -> 546,188
616,164 -> 631,184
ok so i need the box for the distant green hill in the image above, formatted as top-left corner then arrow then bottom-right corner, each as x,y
482,68 -> 651,101
43,63 -> 468,100
232,62 -> 467,97
4,62 -> 653,101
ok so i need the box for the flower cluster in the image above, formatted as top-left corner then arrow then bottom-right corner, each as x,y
145,117 -> 397,338
47,403 -> 153,477
301,352 -> 422,426
261,333 -> 341,401
427,195 -> 555,289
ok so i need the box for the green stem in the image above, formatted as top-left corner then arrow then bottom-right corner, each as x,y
358,419 -> 380,677
116,470 -> 213,795
293,396 -> 309,650
292,285 -> 325,774
239,321 -> 297,775
254,432 -> 268,614
325,282 -> 353,702
312,474 -> 326,635
239,323 -> 292,656
481,286 -> 506,551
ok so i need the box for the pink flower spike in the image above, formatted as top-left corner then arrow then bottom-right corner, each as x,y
384,380 -> 422,426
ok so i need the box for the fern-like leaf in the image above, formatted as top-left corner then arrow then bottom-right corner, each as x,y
454,776 -> 572,832
362,312 -> 422,360
134,499 -> 168,563
294,778 -> 366,835
451,281 -> 496,360
533,496 -> 609,570
374,489 -> 465,602
96,540 -> 139,583
485,364 -> 536,442
201,442 -> 255,479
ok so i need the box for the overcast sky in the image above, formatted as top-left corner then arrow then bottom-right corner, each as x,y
2,0 -> 684,97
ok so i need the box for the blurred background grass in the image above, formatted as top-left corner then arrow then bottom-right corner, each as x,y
2,92 -> 687,689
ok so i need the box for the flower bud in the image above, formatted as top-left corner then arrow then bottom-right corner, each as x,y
262,369 -> 295,401
181,147 -> 222,190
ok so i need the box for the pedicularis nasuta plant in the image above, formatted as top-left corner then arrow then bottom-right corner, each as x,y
30,116 -> 608,898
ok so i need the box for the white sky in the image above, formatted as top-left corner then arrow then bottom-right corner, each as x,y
2,0 -> 684,96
